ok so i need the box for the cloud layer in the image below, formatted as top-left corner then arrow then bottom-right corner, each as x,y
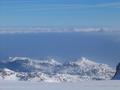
2,2 -> 120,11
0,27 -> 113,34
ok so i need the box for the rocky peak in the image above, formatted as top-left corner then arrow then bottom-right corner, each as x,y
112,63 -> 120,80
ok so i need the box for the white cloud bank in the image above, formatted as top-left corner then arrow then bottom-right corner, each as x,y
0,27 -> 113,34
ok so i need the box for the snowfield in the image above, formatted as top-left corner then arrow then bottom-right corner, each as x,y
0,80 -> 120,90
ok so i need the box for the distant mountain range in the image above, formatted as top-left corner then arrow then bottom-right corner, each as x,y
0,57 -> 115,82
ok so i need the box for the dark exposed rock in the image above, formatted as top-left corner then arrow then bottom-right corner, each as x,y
112,63 -> 120,80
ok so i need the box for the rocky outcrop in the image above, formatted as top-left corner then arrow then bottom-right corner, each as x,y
112,63 -> 120,80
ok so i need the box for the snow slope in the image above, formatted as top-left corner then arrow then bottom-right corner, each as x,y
0,80 -> 120,90
0,57 -> 115,82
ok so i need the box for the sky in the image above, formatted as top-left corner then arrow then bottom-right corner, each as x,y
0,0 -> 120,28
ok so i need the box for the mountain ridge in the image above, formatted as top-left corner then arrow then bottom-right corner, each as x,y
0,57 -> 115,82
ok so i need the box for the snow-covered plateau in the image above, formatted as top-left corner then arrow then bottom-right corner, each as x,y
0,57 -> 115,82
0,80 -> 120,90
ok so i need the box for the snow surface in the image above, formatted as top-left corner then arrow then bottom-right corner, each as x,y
0,80 -> 120,90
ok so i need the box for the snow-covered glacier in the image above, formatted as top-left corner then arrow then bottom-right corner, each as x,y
0,57 -> 115,82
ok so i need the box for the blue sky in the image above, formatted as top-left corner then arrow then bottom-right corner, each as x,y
0,0 -> 120,28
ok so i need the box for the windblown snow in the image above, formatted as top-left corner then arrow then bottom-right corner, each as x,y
0,57 -> 115,82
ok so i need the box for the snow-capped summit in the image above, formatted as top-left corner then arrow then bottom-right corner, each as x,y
70,57 -> 97,66
60,57 -> 115,80
0,57 -> 62,73
9,57 -> 31,62
38,58 -> 62,65
8,57 -> 61,65
3,68 -> 14,73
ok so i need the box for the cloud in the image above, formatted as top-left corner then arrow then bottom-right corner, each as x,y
0,27 -> 113,34
94,2 -> 120,8
2,2 -> 120,11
